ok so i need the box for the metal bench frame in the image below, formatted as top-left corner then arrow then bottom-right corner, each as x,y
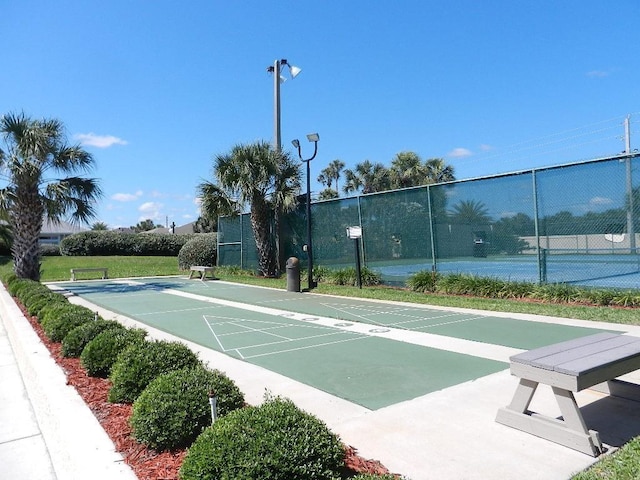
496,332 -> 640,456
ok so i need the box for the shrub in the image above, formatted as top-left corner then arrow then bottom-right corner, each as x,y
325,266 -> 381,287
177,233 -> 217,269
6,277 -> 37,298
26,292 -> 68,317
60,231 -> 195,256
61,319 -> 125,358
108,339 -> 201,403
81,327 -> 147,377
406,269 -> 439,293
131,365 -> 245,451
179,396 -> 344,480
40,244 -> 61,256
40,303 -> 95,342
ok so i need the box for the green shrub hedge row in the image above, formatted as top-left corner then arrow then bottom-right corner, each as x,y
59,231 -> 203,256
80,327 -> 147,377
406,270 -> 640,307
62,319 -> 125,358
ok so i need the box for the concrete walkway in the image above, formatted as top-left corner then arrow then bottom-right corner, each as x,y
4,279 -> 640,479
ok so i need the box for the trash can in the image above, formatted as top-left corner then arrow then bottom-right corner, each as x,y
286,257 -> 300,292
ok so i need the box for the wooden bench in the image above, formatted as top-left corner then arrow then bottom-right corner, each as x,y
189,265 -> 215,281
496,332 -> 640,456
70,267 -> 108,281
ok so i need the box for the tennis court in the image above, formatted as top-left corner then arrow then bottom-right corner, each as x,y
373,252 -> 640,288
58,276 -> 614,410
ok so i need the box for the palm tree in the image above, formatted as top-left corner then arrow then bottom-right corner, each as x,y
91,221 -> 109,230
198,141 -> 300,277
389,153 -> 455,188
0,112 -> 102,280
449,199 -> 491,225
343,160 -> 390,195
424,158 -> 455,184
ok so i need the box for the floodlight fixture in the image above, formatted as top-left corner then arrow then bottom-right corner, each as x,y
267,58 -> 302,151
306,133 -> 320,142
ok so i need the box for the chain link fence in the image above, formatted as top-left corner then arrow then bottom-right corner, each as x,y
218,154 -> 640,289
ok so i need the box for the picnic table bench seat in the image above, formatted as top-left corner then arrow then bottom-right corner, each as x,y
188,265 -> 215,281
496,332 -> 640,456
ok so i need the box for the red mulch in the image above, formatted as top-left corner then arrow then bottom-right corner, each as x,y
18,301 -> 394,479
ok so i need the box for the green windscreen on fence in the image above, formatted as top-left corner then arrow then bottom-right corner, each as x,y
219,154 -> 640,289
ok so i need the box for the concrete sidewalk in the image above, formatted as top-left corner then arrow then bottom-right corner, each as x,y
4,279 -> 640,479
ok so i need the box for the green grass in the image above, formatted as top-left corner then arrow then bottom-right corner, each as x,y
16,256 -> 182,282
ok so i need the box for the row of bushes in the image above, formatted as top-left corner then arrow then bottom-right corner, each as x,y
59,231 -> 213,256
2,272 -> 401,479
406,270 -> 640,307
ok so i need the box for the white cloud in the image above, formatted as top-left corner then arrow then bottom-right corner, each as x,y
138,201 -> 164,221
111,191 -> 143,202
586,70 -> 610,78
448,147 -> 473,158
590,196 -> 613,206
479,144 -> 493,152
74,133 -> 128,148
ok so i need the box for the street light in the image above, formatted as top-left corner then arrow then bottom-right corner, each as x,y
292,133 -> 319,291
267,59 -> 302,151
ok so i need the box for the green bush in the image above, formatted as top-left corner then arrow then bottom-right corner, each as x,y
177,233 -> 217,269
26,292 -> 68,317
40,303 -> 95,342
14,281 -> 50,304
61,319 -> 124,358
81,327 -> 147,377
40,244 -> 61,256
108,339 -> 201,403
60,231 -> 195,256
324,266 -> 381,287
131,365 -> 245,451
6,277 -> 35,298
179,396 -> 344,480
406,270 -> 439,293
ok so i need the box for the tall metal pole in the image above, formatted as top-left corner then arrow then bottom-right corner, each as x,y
273,59 -> 282,151
625,115 -> 636,253
305,159 -> 314,290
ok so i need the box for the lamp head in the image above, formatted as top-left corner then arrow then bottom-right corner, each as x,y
306,133 -> 320,142
289,65 -> 302,78
291,139 -> 300,149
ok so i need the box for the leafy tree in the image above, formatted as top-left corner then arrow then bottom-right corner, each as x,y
317,159 -> 345,194
91,221 -> 108,230
449,199 -> 491,225
131,219 -> 160,232
318,188 -> 339,200
198,141 -> 300,277
343,160 -> 390,195
0,112 -> 101,280
389,152 -> 455,189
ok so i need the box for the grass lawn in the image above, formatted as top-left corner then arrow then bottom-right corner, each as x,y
2,255 -> 639,479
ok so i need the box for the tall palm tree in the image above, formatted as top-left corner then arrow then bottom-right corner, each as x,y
0,112 -> 102,280
424,158 -> 455,184
343,160 -> 390,195
198,141 -> 300,277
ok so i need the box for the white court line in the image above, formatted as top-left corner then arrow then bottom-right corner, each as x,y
162,288 -> 520,363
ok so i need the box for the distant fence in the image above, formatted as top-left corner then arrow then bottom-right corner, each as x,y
218,154 -> 640,289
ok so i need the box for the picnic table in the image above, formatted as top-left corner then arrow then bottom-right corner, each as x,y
496,332 -> 640,456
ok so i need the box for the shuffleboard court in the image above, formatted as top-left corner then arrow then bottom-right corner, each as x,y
57,277 -> 614,409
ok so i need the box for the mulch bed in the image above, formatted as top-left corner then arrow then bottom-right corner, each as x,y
18,301 -> 394,479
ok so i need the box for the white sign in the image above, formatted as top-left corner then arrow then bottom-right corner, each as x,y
346,226 -> 362,239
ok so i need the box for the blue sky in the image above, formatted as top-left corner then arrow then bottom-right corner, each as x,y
2,1 -> 639,229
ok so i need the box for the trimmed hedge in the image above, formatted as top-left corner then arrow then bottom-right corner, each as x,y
177,233 -> 217,269
81,327 -> 147,377
108,339 -> 201,403
179,396 -> 344,480
40,303 -> 96,342
59,231 -> 196,256
61,319 -> 125,358
131,365 -> 245,451
26,292 -> 68,317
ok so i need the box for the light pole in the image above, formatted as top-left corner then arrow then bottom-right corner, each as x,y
292,133 -> 319,291
267,59 -> 302,150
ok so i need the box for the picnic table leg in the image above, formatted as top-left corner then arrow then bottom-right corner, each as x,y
552,387 -> 603,455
